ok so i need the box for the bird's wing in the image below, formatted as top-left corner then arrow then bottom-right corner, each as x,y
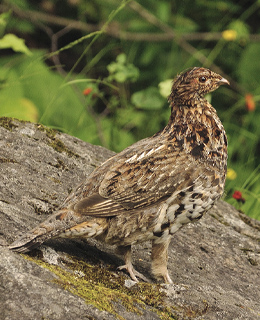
72,137 -> 200,217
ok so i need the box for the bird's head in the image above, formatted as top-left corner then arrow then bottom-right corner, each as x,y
168,67 -> 229,106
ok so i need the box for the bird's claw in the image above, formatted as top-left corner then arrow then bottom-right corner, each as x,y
118,264 -> 150,282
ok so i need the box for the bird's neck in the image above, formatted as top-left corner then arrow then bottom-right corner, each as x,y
168,90 -> 205,108
166,98 -> 218,133
162,99 -> 227,171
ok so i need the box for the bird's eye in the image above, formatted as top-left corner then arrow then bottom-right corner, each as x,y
199,76 -> 207,83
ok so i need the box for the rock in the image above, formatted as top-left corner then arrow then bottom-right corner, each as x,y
0,117 -> 260,320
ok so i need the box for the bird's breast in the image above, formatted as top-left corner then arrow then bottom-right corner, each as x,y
152,171 -> 223,243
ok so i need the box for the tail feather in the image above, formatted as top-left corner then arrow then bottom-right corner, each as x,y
9,229 -> 57,253
9,208 -> 83,253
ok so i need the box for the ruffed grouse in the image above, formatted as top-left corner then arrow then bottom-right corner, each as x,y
10,67 -> 229,283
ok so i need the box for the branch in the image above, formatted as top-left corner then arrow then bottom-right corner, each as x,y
0,2 -> 249,92
1,4 -> 259,43
127,1 -> 243,92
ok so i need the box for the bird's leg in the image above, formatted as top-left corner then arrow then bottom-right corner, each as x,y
151,237 -> 173,284
117,245 -> 149,282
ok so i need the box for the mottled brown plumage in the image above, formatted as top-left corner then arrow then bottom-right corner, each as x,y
9,67 -> 229,283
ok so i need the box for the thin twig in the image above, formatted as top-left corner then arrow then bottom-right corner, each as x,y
51,27 -> 72,76
0,2 -> 249,92
127,1 -> 243,92
1,4 -> 260,43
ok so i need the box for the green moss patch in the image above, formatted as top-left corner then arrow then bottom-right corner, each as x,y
24,253 -> 178,319
0,117 -> 19,131
36,123 -> 80,158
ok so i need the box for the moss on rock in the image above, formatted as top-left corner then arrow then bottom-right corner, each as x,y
24,253 -> 177,320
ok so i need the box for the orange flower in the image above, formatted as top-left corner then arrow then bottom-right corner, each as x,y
83,88 -> 93,96
245,94 -> 255,112
232,190 -> 245,203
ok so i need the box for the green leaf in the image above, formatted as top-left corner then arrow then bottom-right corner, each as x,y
0,65 -> 38,122
158,79 -> 172,98
0,34 -> 32,55
131,87 -> 165,110
101,116 -> 135,152
116,53 -> 127,64
227,20 -> 249,41
0,66 -> 24,100
174,15 -> 198,32
107,53 -> 139,83
8,17 -> 35,34
0,10 -> 11,37
0,97 -> 38,122
238,43 -> 260,92
11,51 -> 97,138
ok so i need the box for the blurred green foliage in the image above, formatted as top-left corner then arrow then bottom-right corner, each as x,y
0,0 -> 260,219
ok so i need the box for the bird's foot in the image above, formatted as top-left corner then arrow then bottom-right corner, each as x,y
151,268 -> 173,284
162,271 -> 173,284
118,264 -> 149,282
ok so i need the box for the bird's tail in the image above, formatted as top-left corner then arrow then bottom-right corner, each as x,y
9,208 -> 83,253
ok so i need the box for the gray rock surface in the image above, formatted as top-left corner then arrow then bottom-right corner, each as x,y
0,117 -> 260,320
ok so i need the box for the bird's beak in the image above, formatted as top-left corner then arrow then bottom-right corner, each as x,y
218,77 -> 230,86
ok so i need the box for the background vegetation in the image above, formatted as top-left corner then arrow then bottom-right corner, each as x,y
0,0 -> 260,219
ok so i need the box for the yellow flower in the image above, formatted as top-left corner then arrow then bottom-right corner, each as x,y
227,168 -> 237,180
222,30 -> 237,41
